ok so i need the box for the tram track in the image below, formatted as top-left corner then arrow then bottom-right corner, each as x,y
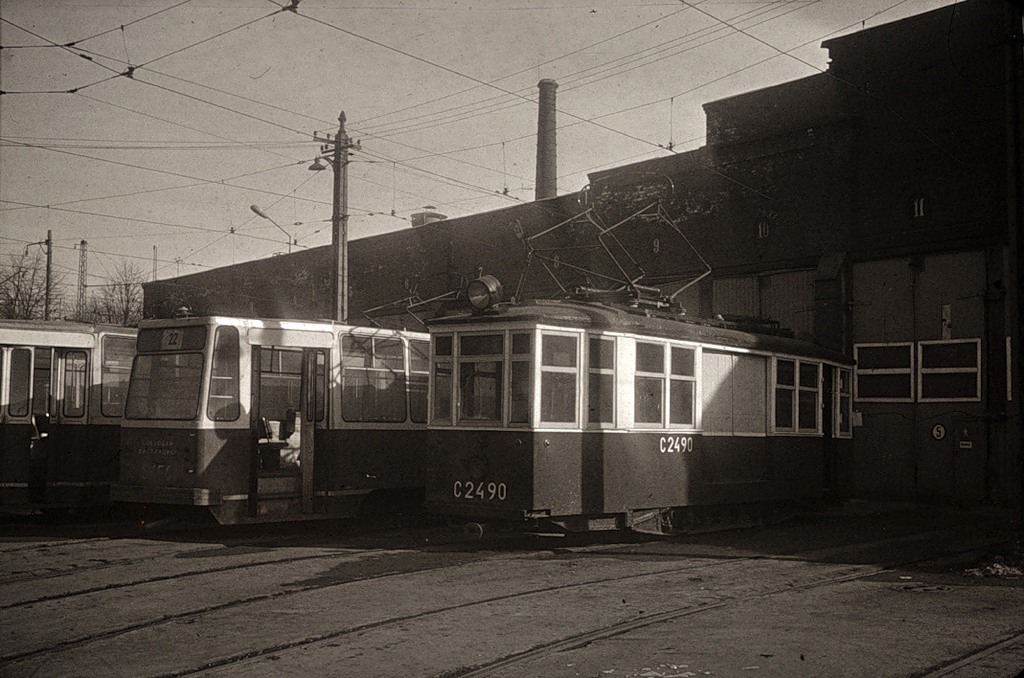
0,529 -> 343,590
0,515 -> 437,592
0,535 -> 112,555
0,537 -> 728,668
176,527 -> 1010,678
916,630 -> 1024,677
164,554 -> 780,677
443,560 -> 918,678
5,521 -> 1001,677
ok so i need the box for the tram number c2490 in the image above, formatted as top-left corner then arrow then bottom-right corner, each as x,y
659,436 -> 694,454
453,480 -> 507,501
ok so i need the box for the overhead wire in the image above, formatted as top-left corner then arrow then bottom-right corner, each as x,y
60,0 -> 194,49
352,4 -> 693,131
356,0 -> 791,138
284,9 -> 678,154
0,199 -> 310,249
3,0 -> 955,271
0,138 -> 345,210
0,235 -> 209,270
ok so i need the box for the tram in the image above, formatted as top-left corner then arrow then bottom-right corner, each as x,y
112,315 -> 429,524
0,320 -> 136,512
424,278 -> 855,535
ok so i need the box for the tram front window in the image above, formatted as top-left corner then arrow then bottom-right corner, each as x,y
125,353 -> 204,420
458,334 -> 504,423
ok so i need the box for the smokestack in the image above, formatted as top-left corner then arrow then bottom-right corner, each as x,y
535,78 -> 558,201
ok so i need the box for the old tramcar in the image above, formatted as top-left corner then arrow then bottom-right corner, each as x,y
112,316 -> 428,524
0,320 -> 136,512
424,281 -> 854,534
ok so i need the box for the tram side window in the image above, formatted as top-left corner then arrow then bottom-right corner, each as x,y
432,335 -> 454,424
798,362 -> 820,432
774,359 -> 820,433
635,341 -> 665,426
33,348 -> 52,415
774,359 -> 796,431
101,336 -> 134,418
540,333 -> 577,424
510,333 -> 532,425
8,348 -> 31,417
458,334 -> 503,423
409,339 -> 429,423
207,326 -> 240,421
670,346 -> 696,427
587,336 -> 615,425
341,336 -> 405,423
63,351 -> 88,418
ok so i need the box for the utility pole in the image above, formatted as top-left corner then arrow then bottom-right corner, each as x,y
314,112 -> 359,323
78,240 -> 87,321
44,230 -> 52,320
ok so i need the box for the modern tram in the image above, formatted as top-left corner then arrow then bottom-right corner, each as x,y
0,320 -> 136,512
111,315 -> 429,524
424,278 -> 855,535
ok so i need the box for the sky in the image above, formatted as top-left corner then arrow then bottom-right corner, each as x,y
0,0 -> 958,294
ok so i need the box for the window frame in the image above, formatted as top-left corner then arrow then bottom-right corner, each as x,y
797,361 -> 821,433
538,330 -> 580,427
668,344 -> 698,429
100,335 -> 134,419
207,325 -> 241,422
408,338 -> 429,424
62,349 -> 88,419
340,334 -> 407,424
430,333 -> 455,425
854,342 -> 914,402
772,356 -> 822,435
633,340 -> 667,428
509,331 -> 534,427
917,338 -> 982,403
124,351 -> 206,421
455,332 -> 506,427
7,348 -> 32,418
585,334 -> 616,429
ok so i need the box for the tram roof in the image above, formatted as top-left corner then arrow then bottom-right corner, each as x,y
0,319 -> 136,347
136,315 -> 428,337
428,299 -> 853,365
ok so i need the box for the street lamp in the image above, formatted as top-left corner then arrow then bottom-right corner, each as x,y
249,204 -> 295,254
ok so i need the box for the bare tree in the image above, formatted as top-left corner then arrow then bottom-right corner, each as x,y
0,250 -> 67,320
93,260 -> 146,326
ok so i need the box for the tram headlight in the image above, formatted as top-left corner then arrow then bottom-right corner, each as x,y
467,275 -> 503,310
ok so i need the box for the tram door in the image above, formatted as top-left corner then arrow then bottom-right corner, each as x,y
1,347 -> 35,504
300,348 -> 327,513
250,342 -> 329,517
251,346 -> 304,517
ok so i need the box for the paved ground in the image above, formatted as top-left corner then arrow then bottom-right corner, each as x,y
1,500 -> 1022,677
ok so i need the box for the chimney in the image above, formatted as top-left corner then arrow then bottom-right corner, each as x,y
535,79 -> 558,201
